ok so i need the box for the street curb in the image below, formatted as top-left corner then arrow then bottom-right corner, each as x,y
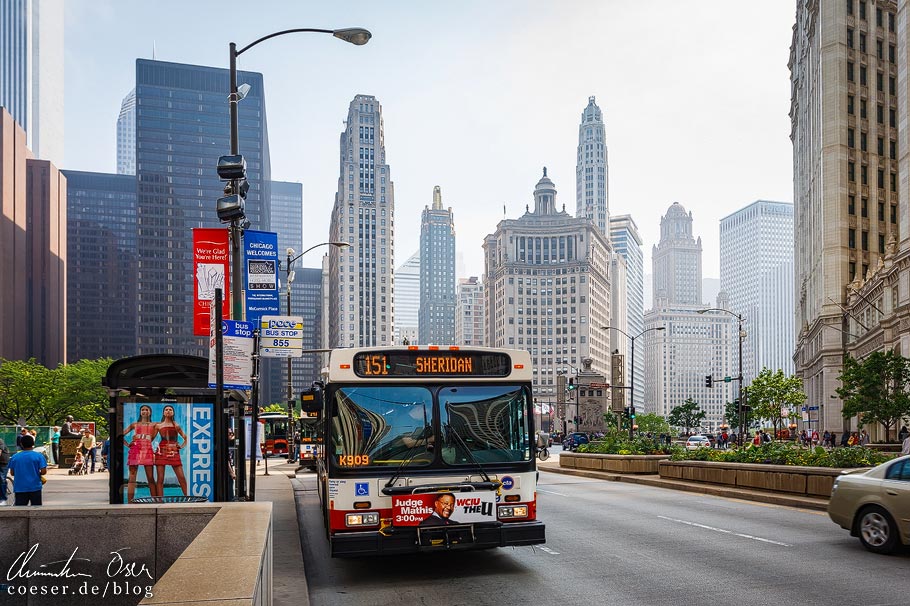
538,462 -> 830,511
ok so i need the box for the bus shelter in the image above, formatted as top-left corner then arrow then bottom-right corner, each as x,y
103,354 -> 232,504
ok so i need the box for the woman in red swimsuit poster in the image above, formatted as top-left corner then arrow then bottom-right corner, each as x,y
155,404 -> 189,496
121,404 -> 158,502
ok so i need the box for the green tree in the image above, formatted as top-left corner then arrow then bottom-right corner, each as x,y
837,350 -> 910,442
634,412 -> 670,435
724,399 -> 755,433
263,403 -> 287,414
747,367 -> 806,441
668,398 -> 706,434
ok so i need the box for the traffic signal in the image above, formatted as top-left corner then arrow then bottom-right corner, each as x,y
567,378 -> 576,391
215,154 -> 249,223
705,375 -> 713,388
629,407 -> 636,419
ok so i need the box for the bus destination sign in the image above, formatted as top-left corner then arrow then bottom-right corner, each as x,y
353,351 -> 511,378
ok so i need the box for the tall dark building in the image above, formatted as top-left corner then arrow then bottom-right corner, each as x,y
297,267 -> 324,386
134,59 -> 270,355
418,186 -> 455,344
62,170 -> 138,362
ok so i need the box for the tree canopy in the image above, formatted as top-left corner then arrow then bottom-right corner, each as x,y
668,398 -> 706,434
837,350 -> 910,442
746,367 -> 805,440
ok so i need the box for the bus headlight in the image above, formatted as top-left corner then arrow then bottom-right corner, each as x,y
345,512 -> 379,527
497,505 -> 529,519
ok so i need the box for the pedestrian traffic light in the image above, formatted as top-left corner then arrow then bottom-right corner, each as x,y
705,375 -> 713,388
624,406 -> 630,417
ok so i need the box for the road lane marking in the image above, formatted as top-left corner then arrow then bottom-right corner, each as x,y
538,546 -> 561,555
537,488 -> 567,496
657,515 -> 792,546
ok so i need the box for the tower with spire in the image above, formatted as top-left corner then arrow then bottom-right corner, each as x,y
419,185 -> 456,344
575,96 -> 609,234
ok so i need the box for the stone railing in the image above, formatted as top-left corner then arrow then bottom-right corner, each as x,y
560,452 -> 670,474
658,460 -> 850,497
0,502 -> 272,606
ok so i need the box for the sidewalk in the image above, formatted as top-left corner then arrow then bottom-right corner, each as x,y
537,457 -> 830,510
30,459 -> 309,606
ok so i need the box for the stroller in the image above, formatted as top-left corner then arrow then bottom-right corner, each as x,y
69,452 -> 88,475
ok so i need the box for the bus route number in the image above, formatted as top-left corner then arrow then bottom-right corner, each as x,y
338,454 -> 370,466
272,339 -> 290,347
361,354 -> 388,376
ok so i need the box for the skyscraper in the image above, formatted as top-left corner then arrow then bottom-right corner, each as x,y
116,89 -> 136,175
394,251 -> 420,345
0,0 -> 64,165
652,202 -> 703,307
0,108 -> 66,366
455,277 -> 484,346
720,200 -> 794,380
790,0 -> 898,431
419,186 -> 455,345
62,170 -> 138,363
642,202 -> 734,429
328,94 -> 394,348
135,59 -> 270,356
296,267 -> 324,387
575,96 -> 609,233
484,168 -> 612,408
609,214 -> 645,407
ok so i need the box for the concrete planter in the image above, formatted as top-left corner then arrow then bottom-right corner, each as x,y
658,460 -> 853,497
560,452 -> 670,474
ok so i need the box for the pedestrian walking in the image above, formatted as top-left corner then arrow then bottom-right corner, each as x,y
829,431 -> 837,448
0,437 -> 10,506
50,426 -> 60,464
901,432 -> 910,456
7,434 -> 46,506
841,431 -> 851,447
823,430 -> 831,448
898,425 -> 909,444
80,429 -> 97,473
859,429 -> 870,446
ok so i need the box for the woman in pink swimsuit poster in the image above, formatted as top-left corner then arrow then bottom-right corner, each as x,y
121,404 -> 158,502
155,405 -> 189,496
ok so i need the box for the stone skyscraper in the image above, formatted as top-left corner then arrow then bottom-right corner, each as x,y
116,89 -> 136,175
790,0 -> 899,431
652,203 -> 703,307
720,200 -> 795,380
0,0 -> 64,165
484,169 -> 612,410
328,94 -> 394,347
455,277 -> 484,346
575,96 -> 609,233
134,59 -> 270,356
419,186 -> 455,344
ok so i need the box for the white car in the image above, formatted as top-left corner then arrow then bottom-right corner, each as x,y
685,435 -> 711,451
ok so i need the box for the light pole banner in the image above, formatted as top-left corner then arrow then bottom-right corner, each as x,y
193,228 -> 230,335
243,230 -> 280,326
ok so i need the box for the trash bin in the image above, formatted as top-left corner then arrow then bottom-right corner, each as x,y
130,496 -> 209,504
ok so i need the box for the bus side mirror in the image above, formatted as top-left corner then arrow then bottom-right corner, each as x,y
299,386 -> 324,421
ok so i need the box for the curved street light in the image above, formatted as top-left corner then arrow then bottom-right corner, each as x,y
601,326 -> 665,439
697,308 -> 745,444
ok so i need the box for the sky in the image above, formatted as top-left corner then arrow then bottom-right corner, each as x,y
64,0 -> 797,281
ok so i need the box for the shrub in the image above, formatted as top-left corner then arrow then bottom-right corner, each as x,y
669,443 -> 892,468
579,431 -> 678,456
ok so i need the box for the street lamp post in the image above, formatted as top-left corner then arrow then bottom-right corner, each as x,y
697,308 -> 745,445
602,325 -> 666,439
283,242 -> 349,461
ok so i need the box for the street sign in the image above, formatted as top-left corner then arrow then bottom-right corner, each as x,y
208,319 -> 254,390
724,376 -> 732,382
588,382 -> 610,389
259,315 -> 303,358
808,406 -> 819,411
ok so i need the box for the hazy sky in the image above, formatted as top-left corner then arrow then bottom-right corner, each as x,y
64,1 -> 796,282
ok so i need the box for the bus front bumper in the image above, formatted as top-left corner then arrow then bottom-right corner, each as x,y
330,520 -> 546,558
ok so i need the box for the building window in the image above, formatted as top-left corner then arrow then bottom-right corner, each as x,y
849,229 -> 856,249
848,128 -> 855,148
847,28 -> 854,48
848,95 -> 854,115
861,164 -> 867,185
860,32 -> 867,53
861,231 -> 868,250
846,0 -> 853,15
849,195 -> 856,215
859,1 -> 866,20
878,169 -> 885,189
861,198 -> 868,217
877,7 -> 883,27
892,205 -> 897,223
861,99 -> 867,119
860,66 -> 867,85
847,62 -> 854,82
879,234 -> 885,253
879,201 -> 885,221
877,71 -> 883,92
861,132 -> 867,152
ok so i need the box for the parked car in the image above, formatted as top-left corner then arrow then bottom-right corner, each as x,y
827,454 -> 910,554
563,432 -> 589,452
685,435 -> 712,451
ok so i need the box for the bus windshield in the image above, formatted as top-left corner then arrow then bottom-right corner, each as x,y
332,386 -> 435,467
440,385 -> 530,464
330,383 -> 531,469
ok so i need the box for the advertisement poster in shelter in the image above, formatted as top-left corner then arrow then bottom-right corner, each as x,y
391,491 -> 496,526
119,401 -> 215,503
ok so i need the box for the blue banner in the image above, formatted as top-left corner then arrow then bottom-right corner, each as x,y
243,230 -> 279,326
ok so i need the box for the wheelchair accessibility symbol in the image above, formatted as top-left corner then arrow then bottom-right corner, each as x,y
355,482 -> 370,497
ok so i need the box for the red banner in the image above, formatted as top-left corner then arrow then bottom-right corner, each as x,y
193,228 -> 230,335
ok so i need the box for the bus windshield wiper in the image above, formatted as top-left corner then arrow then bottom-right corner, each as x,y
444,422 -> 494,485
383,425 -> 431,493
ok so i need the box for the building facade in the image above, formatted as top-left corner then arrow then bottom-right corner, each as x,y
790,0 -> 899,432
484,168 -> 612,409
135,59 -> 270,356
720,200 -> 795,381
394,250 -> 420,345
609,214 -> 645,407
295,267 -> 324,389
328,94 -> 395,348
116,88 -> 136,175
419,186 -> 456,345
575,96 -> 609,233
62,170 -> 138,363
0,0 -> 64,165
0,108 -> 66,366
455,276 -> 484,347
652,202 -> 703,307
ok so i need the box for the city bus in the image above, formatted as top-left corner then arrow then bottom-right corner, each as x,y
302,346 -> 546,557
258,412 -> 289,457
